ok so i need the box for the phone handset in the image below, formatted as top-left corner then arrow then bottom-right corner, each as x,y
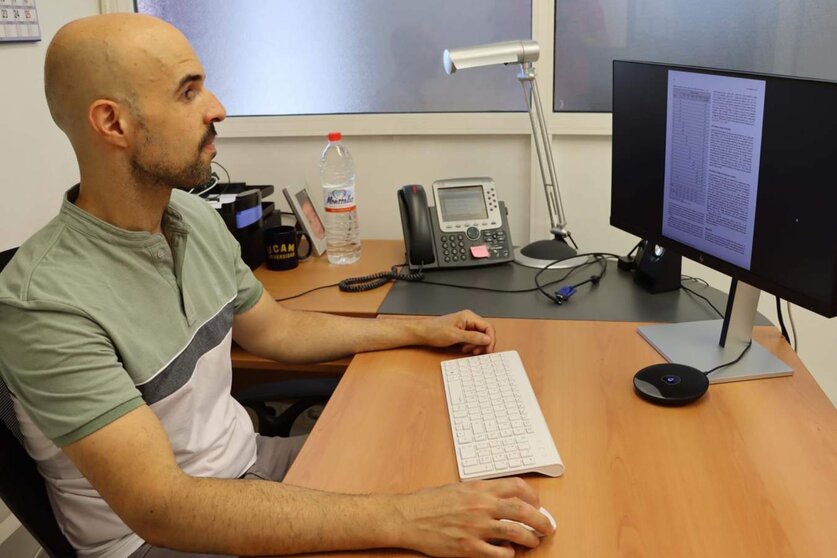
397,184 -> 436,268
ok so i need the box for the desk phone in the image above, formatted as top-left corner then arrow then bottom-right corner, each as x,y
397,178 -> 514,271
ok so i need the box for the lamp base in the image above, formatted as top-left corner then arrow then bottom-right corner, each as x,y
514,238 -> 588,269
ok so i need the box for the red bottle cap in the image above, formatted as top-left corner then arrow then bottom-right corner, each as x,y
327,132 -> 342,141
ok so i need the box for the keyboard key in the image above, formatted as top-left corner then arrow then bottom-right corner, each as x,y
464,463 -> 494,476
461,445 -> 477,459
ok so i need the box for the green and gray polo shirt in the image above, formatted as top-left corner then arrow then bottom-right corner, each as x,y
0,186 -> 264,558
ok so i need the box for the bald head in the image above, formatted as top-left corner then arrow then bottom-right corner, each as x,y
44,13 -> 192,138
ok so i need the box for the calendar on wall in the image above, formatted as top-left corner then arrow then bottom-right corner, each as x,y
0,0 -> 40,43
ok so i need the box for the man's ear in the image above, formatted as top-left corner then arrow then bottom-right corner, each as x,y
88,100 -> 131,148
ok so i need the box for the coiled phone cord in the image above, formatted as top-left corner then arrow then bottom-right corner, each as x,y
338,264 -> 425,293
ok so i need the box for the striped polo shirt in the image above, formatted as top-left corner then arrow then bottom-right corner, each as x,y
0,186 -> 264,557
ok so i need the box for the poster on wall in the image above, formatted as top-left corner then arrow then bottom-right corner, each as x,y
0,0 -> 40,43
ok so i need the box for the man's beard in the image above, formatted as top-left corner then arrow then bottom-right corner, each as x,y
130,124 -> 216,191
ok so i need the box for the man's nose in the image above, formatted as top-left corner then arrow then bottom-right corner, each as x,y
205,90 -> 227,123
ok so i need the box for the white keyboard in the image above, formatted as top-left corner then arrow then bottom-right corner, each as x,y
442,350 -> 564,481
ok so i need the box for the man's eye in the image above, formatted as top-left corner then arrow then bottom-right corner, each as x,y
183,89 -> 197,100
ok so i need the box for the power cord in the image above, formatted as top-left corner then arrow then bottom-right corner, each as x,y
275,282 -> 342,302
775,296 -> 791,346
680,283 -> 724,318
704,340 -> 753,375
617,240 -> 644,271
787,301 -> 798,352
566,232 -> 579,250
681,274 -> 710,287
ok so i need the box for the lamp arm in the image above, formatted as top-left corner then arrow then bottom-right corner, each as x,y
518,63 -> 570,238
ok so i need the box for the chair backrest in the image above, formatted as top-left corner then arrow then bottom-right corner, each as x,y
1,247 -> 76,557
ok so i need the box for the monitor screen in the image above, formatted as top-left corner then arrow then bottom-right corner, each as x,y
438,185 -> 489,222
611,61 -> 837,318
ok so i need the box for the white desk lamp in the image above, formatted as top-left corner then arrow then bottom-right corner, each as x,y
443,40 -> 579,268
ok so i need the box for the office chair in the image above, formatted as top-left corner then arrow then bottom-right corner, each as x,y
1,377 -> 77,557
234,377 -> 339,437
1,244 -> 76,557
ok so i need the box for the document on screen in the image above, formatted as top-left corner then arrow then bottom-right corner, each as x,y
662,70 -> 766,270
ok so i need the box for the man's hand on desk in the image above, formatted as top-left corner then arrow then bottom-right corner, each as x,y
415,310 -> 497,355
233,291 -> 495,363
393,478 -> 553,558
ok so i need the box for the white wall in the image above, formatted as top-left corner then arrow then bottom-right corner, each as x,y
0,0 -> 98,250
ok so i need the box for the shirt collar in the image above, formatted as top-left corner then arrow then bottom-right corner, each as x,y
60,184 -> 188,245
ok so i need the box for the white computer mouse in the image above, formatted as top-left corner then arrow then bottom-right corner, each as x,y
499,506 -> 557,538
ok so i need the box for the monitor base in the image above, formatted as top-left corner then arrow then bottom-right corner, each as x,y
637,320 -> 792,383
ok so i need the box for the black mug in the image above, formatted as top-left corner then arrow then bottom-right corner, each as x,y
264,225 -> 312,271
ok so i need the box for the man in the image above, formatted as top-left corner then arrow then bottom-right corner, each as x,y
0,13 -> 553,558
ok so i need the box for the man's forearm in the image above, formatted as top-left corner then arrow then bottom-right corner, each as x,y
254,309 -> 425,364
233,292 -> 494,364
141,476 -> 406,556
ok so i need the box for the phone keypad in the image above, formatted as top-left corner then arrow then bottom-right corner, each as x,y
439,232 -> 509,264
440,234 -> 469,262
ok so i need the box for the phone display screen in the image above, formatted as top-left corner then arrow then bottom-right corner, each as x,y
438,186 -> 488,222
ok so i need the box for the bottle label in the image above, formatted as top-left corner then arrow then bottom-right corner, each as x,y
324,186 -> 356,212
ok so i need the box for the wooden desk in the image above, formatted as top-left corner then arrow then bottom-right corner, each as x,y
254,239 -> 405,316
285,319 -> 837,558
231,239 -> 405,372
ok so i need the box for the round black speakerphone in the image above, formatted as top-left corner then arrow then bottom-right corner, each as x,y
633,363 -> 709,406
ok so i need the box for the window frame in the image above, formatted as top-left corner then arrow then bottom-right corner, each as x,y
105,0 -> 612,138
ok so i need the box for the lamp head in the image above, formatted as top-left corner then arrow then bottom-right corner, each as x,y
443,40 -> 540,74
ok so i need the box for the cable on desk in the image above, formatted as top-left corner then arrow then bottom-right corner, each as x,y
617,240 -> 644,271
276,252 -> 617,304
275,282 -> 342,302
533,253 -> 617,304
681,274 -> 710,287
704,340 -> 753,375
420,261 -> 597,293
680,283 -> 724,318
338,264 -> 424,292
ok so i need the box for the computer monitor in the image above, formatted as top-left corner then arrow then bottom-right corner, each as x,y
611,60 -> 837,382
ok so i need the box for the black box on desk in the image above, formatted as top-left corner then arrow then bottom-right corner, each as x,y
205,184 -> 277,269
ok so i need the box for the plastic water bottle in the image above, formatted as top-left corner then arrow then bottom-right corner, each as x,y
319,132 -> 361,264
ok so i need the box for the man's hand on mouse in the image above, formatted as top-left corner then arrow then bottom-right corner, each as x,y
390,478 -> 554,558
414,310 -> 497,355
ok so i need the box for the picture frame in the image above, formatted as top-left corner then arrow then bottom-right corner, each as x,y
282,185 -> 328,257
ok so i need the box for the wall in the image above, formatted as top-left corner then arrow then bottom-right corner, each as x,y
0,0 -> 98,249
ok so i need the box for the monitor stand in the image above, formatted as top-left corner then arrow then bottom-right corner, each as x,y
637,280 -> 793,383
